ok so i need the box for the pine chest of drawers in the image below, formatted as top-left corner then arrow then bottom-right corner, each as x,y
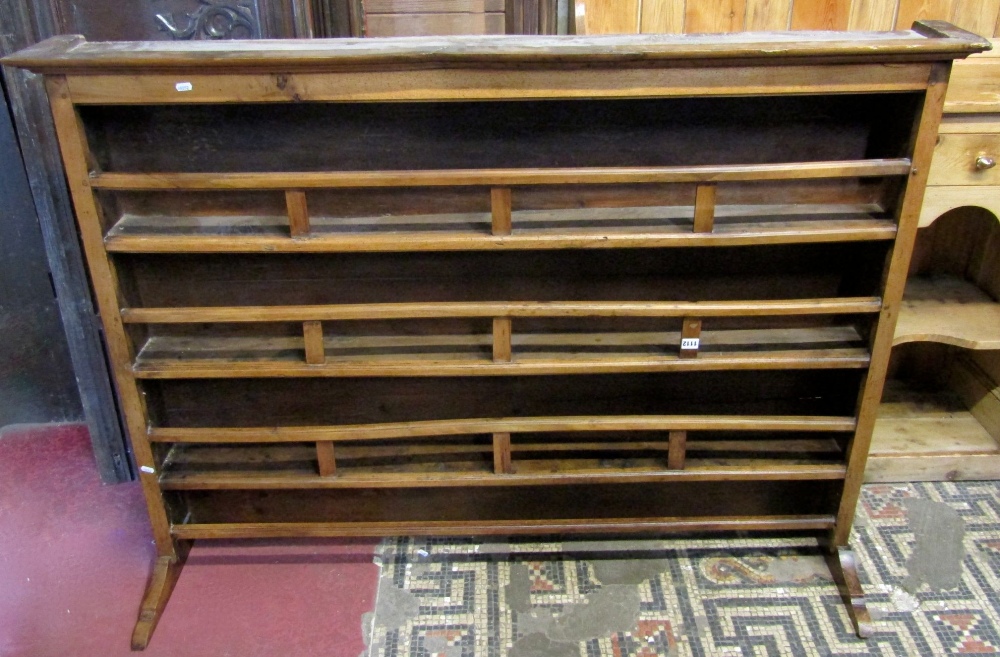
5,22 -> 989,648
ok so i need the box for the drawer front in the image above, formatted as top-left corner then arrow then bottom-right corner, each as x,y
928,133 -> 1000,187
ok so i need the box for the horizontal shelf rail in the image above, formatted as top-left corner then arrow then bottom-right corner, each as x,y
158,463 -> 848,490
121,297 -> 883,324
89,159 -> 912,191
169,515 -> 838,540
103,220 -> 899,253
133,350 -> 872,379
148,415 -> 858,444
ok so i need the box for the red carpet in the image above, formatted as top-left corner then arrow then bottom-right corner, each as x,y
0,424 -> 378,657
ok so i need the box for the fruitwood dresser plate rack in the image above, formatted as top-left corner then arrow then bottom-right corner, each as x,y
4,23 -> 990,649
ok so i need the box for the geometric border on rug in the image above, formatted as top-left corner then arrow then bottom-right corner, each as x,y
363,481 -> 1000,657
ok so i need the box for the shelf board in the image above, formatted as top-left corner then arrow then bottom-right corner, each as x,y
149,415 -> 858,444
133,327 -> 870,378
169,515 -> 837,539
158,435 -> 845,489
103,204 -> 897,253
89,159 -> 912,191
894,275 -> 1000,349
867,378 -> 1000,482
159,460 -> 847,490
121,297 -> 883,324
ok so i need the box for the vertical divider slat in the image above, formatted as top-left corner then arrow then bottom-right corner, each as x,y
493,432 -> 513,474
693,183 -> 717,233
491,186 -> 512,235
668,430 -> 687,470
679,317 -> 702,359
303,320 -> 326,365
286,190 -> 311,237
493,317 -> 513,362
316,441 -> 337,476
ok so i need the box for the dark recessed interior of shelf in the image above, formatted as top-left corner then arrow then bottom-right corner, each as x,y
911,207 -> 1000,302
115,243 -> 890,308
142,369 -> 864,428
81,94 -> 921,173
168,479 -> 844,525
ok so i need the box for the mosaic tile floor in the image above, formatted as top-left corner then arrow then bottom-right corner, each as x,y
363,481 -> 1000,656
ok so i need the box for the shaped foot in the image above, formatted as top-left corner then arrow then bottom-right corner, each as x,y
131,541 -> 191,650
824,544 -> 874,638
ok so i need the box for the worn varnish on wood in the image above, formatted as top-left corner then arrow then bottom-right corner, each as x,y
3,24 -> 988,649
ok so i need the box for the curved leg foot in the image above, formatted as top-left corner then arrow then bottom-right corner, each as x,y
824,545 -> 874,638
131,541 -> 191,650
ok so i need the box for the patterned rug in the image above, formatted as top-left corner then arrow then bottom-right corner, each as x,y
362,481 -> 1000,656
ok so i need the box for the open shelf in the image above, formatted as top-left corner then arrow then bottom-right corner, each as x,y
871,208 -> 1000,482
78,96 -> 919,175
895,275 -> 1000,348
104,202 -> 898,253
88,94 -> 914,256
868,347 -> 1000,482
132,325 -> 871,378
897,208 -> 1000,348
157,440 -> 847,490
151,415 -> 852,488
165,476 -> 844,539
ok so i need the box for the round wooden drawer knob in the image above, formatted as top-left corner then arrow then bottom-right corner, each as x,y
975,155 -> 996,171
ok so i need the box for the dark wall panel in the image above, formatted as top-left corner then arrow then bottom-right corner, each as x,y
0,85 -> 82,426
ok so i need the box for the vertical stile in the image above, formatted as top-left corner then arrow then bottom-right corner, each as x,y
679,317 -> 702,359
43,76 -> 176,554
693,183 -> 717,233
491,186 -> 512,235
303,320 -> 326,365
285,190 -> 310,237
493,317 -> 513,362
667,430 -> 687,470
316,441 -> 337,476
833,61 -> 954,546
493,432 -> 513,474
